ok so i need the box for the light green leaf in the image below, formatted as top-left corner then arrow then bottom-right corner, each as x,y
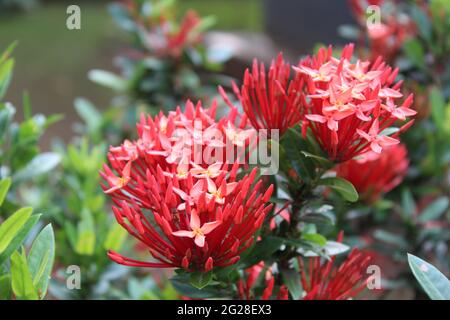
319,177 -> 359,202
301,233 -> 327,246
419,197 -> 449,222
103,223 -> 128,252
74,98 -> 102,133
0,207 -> 33,254
0,178 -> 11,207
75,209 -> 95,255
28,224 -> 55,299
0,214 -> 40,265
13,153 -> 61,182
88,70 -> 127,91
0,58 -> 14,100
10,249 -> 38,300
408,253 -> 450,300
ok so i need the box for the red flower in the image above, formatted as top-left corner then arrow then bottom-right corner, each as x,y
221,53 -> 306,137
101,100 -> 273,272
299,245 -> 373,300
336,144 -> 409,203
295,43 -> 415,162
237,262 -> 288,300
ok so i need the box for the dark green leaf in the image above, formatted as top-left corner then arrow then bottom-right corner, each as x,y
319,177 -> 359,202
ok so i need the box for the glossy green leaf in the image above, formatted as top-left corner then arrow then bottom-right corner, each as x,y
0,207 -> 33,254
0,214 -> 40,265
301,233 -> 327,246
319,177 -> 359,202
28,224 -> 55,299
408,253 -> 450,300
10,249 -> 38,300
0,178 -> 11,207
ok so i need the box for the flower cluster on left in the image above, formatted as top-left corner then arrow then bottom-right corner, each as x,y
101,101 -> 273,272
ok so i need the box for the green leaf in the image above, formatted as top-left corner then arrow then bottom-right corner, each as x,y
0,58 -> 14,100
103,223 -> 128,252
75,209 -> 95,255
319,177 -> 359,202
170,274 -> 219,298
0,178 -> 11,207
88,70 -> 127,91
74,98 -> 102,133
282,128 -> 315,183
401,189 -> 416,219
27,224 -> 55,299
0,274 -> 11,299
0,207 -> 33,255
0,214 -> 40,265
240,236 -> 284,268
189,271 -> 213,290
10,249 -> 38,300
430,87 -> 446,132
419,197 -> 449,223
301,233 -> 327,246
13,153 -> 61,183
373,229 -> 408,248
282,269 -> 303,300
408,253 -> 450,300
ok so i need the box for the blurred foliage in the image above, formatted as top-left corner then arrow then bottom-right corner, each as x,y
88,0 -> 234,141
0,44 -> 55,301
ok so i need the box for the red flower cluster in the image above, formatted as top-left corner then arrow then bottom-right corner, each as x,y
237,262 -> 288,300
225,54 -> 306,137
296,43 -> 415,162
336,144 -> 409,203
349,0 -> 415,61
299,248 -> 373,300
101,100 -> 273,272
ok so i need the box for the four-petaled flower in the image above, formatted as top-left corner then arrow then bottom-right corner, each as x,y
172,210 -> 221,247
357,119 -> 399,153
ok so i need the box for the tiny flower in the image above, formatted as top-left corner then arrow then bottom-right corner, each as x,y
357,119 -> 399,153
206,177 -> 237,204
190,162 -> 224,179
102,161 -> 132,194
172,210 -> 221,247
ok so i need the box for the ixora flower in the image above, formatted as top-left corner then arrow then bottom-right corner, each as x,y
237,262 -> 288,300
336,143 -> 408,203
101,100 -> 273,272
299,245 -> 373,300
294,43 -> 415,162
220,53 -> 306,137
